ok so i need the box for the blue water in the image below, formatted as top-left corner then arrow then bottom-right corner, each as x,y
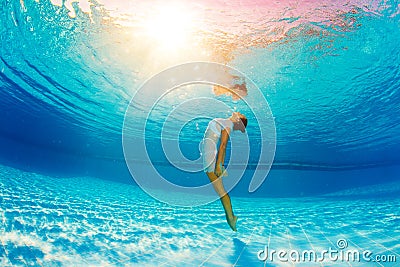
1,164 -> 400,266
1,0 -> 400,265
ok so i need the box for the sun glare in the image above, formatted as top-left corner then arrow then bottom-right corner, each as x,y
142,4 -> 197,50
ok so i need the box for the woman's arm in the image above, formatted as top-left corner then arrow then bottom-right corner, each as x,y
215,129 -> 230,176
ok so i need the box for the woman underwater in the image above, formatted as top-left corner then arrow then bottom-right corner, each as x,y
201,112 -> 247,231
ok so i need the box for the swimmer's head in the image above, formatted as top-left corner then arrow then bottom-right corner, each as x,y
231,112 -> 247,133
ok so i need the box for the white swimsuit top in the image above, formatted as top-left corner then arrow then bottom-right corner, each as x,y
204,118 -> 233,140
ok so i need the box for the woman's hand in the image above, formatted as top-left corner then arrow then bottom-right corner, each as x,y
215,164 -> 223,177
215,163 -> 228,177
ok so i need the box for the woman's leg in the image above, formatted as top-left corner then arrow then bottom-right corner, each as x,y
206,172 -> 237,231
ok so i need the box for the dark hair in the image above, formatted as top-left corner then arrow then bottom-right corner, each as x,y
240,116 -> 247,128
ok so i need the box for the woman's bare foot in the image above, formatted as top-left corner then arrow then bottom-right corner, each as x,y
227,215 -> 238,231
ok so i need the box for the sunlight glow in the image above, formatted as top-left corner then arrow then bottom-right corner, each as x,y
46,0 -> 209,70
142,4 -> 197,50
